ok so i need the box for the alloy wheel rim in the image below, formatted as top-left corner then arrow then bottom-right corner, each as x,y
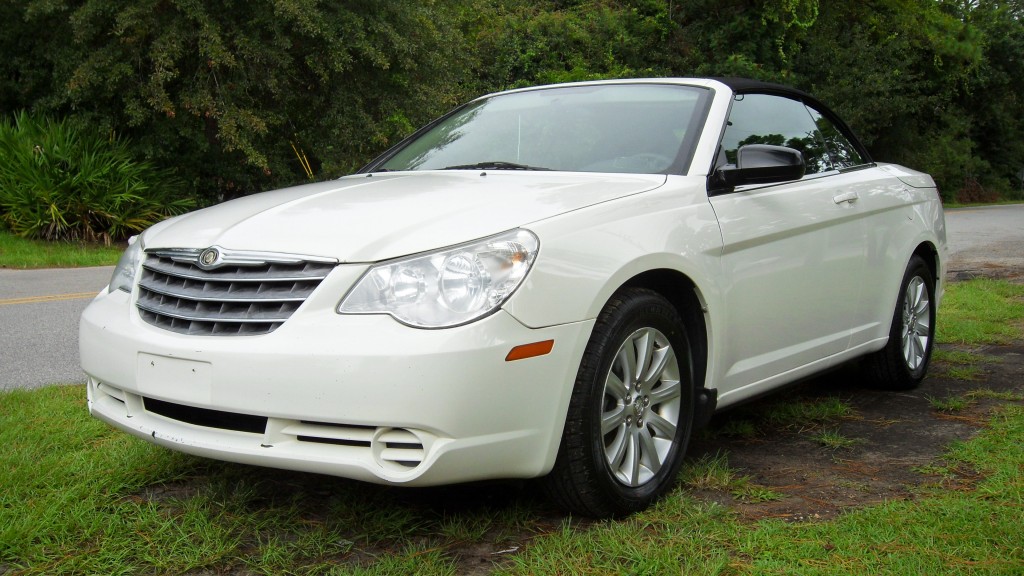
901,276 -> 931,371
601,327 -> 682,487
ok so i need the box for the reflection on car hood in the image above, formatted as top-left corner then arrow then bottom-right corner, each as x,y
144,171 -> 667,261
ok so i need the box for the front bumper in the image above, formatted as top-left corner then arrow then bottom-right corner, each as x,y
80,276 -> 592,486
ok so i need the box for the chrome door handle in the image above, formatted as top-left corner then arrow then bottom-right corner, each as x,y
833,191 -> 859,205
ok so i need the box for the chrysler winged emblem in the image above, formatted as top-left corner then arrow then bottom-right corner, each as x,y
198,247 -> 220,269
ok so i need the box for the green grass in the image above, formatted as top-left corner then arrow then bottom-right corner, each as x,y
3,279 -> 1024,574
931,348 -> 998,381
811,428 -> 863,450
757,396 -> 854,431
937,279 -> 1024,345
966,388 -> 1024,402
0,228 -> 123,268
701,396 -> 854,443
710,418 -> 759,439
926,394 -> 972,413
679,452 -> 741,491
730,482 -> 785,504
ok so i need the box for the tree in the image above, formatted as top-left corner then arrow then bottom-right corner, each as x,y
6,0 -> 473,201
1,0 -> 1021,204
792,0 -> 988,199
946,0 -> 1024,198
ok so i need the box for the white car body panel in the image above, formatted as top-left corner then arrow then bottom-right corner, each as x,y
505,175 -> 722,328
709,173 -> 869,394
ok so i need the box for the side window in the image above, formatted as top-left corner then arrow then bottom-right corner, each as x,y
720,94 -> 832,175
804,105 -> 866,169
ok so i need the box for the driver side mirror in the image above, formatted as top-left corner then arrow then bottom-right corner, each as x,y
709,144 -> 806,193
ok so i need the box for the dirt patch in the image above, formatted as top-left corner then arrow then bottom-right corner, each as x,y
949,261 -> 1024,283
686,344 -> 1024,523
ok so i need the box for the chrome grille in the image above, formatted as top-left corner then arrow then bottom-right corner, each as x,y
136,247 -> 337,336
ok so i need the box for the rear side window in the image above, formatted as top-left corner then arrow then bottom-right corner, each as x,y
805,105 -> 866,169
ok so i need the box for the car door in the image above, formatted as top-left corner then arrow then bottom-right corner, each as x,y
708,92 -> 872,401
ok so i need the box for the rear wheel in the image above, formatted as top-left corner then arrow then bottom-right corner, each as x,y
543,288 -> 695,517
865,255 -> 935,390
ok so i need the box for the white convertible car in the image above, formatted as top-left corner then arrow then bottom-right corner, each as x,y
81,78 -> 946,517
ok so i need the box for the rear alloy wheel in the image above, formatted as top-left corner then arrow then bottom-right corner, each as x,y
901,275 -> 932,372
543,288 -> 694,517
866,255 -> 936,390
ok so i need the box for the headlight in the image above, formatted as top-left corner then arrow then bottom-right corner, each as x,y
109,235 -> 144,293
339,229 -> 539,328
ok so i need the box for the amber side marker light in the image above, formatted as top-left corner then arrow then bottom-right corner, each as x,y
505,340 -> 555,362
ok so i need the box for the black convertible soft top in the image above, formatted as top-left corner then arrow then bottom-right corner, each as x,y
713,77 -> 812,98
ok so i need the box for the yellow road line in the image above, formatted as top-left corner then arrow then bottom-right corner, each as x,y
0,292 -> 99,306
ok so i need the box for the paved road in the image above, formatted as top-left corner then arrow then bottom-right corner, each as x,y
1,204 -> 1021,390
945,203 -> 1024,280
0,266 -> 112,390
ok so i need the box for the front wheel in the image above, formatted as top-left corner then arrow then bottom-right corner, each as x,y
542,288 -> 695,517
865,255 -> 936,390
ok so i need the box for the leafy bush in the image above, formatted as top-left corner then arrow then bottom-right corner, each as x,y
2,1 -> 1021,202
0,112 -> 193,243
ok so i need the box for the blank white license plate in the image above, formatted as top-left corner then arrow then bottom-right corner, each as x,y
137,353 -> 212,404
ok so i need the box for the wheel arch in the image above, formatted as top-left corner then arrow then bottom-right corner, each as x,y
913,241 -> 939,283
616,269 -> 710,408
911,238 -> 945,308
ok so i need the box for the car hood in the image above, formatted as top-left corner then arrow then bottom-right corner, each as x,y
144,171 -> 666,262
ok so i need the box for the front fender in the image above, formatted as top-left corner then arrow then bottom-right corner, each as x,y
504,178 -> 723,329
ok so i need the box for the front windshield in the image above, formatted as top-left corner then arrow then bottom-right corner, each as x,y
375,84 -> 710,175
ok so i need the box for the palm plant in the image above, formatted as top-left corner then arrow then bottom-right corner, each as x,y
0,112 -> 193,243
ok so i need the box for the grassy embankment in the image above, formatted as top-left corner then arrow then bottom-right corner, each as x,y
0,229 -> 123,269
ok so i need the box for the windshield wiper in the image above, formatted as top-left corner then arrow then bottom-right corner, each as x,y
442,161 -> 551,171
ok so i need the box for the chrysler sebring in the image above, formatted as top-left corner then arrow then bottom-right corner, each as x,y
81,78 -> 946,517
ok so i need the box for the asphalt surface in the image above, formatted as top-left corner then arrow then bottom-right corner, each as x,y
1,204 -> 1021,391
945,203 -> 1024,280
0,266 -> 112,390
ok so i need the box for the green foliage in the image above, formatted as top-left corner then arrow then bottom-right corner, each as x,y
0,112 -> 192,243
954,0 -> 1024,200
468,0 -> 674,89
5,0 -> 474,202
0,0 -> 1021,203
790,0 -> 1023,200
673,0 -> 819,79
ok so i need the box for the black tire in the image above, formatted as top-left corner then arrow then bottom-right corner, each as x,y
865,255 -> 936,390
542,288 -> 695,517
